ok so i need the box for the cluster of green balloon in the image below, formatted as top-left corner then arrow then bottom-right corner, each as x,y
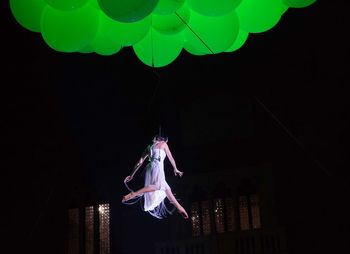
10,0 -> 317,67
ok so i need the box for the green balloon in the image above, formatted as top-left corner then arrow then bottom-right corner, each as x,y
133,28 -> 184,67
153,0 -> 185,15
78,45 -> 95,53
283,0 -> 317,8
187,0 -> 242,16
184,9 -> 239,55
236,0 -> 285,33
183,42 -> 206,56
92,37 -> 122,56
45,0 -> 88,11
88,0 -> 100,9
225,29 -> 249,52
97,0 -> 159,23
9,0 -> 317,67
41,4 -> 99,52
152,4 -> 190,35
96,11 -> 151,47
90,13 -> 123,55
9,0 -> 47,32
281,4 -> 289,14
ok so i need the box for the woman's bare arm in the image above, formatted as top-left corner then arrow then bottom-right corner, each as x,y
163,142 -> 183,177
125,147 -> 149,182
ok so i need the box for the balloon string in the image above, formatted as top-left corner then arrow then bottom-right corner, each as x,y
151,17 -> 155,68
253,95 -> 333,177
175,11 -> 215,54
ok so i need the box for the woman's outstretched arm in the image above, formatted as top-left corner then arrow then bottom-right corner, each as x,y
163,143 -> 183,177
124,146 -> 149,182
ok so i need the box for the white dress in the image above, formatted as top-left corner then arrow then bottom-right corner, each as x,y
143,144 -> 174,218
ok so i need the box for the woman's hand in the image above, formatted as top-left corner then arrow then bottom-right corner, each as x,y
174,169 -> 183,177
124,175 -> 133,182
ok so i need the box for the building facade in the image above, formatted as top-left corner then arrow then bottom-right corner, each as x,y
155,165 -> 288,254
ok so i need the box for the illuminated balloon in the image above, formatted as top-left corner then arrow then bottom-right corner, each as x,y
184,9 -> 239,54
281,4 -> 289,14
188,0 -> 242,17
45,0 -> 88,11
89,12 -> 124,55
152,4 -> 190,35
225,30 -> 249,52
41,4 -> 99,52
153,0 -> 185,15
93,11 -> 152,47
78,45 -> 95,53
9,0 -> 47,32
283,0 -> 317,8
236,0 -> 286,33
133,29 -> 184,68
97,0 -> 159,23
9,0 -> 317,67
88,0 -> 100,9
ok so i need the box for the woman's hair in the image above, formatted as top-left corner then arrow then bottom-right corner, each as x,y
153,134 -> 168,142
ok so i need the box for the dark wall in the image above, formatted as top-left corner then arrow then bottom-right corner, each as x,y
2,1 -> 350,254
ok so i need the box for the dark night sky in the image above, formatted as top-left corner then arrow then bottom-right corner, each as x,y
2,1 -> 350,254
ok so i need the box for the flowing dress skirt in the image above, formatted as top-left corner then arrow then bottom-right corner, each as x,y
143,150 -> 174,218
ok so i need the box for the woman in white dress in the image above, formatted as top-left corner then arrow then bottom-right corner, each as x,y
122,135 -> 189,219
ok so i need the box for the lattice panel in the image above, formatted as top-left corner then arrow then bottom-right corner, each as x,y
67,208 -> 79,254
213,198 -> 225,233
225,197 -> 236,232
85,206 -> 94,254
99,204 -> 110,254
238,196 -> 250,230
201,200 -> 212,235
250,194 -> 262,229
191,202 -> 201,237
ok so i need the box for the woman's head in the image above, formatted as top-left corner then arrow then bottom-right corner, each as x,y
153,134 -> 168,143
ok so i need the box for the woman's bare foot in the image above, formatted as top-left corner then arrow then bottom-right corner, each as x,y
122,192 -> 136,202
177,207 -> 189,219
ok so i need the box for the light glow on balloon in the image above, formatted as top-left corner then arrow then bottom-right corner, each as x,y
9,0 -> 317,67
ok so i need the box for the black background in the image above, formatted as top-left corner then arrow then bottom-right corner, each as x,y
2,1 -> 350,254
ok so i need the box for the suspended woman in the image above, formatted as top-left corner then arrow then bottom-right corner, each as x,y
122,134 -> 189,219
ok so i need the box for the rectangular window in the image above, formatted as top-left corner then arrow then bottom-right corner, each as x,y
213,198 -> 225,233
99,204 -> 110,254
250,194 -> 262,229
190,202 -> 201,237
238,196 -> 250,230
85,206 -> 94,254
201,200 -> 212,235
67,208 -> 79,254
225,197 -> 236,232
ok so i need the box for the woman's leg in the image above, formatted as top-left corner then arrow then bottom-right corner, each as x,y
165,189 -> 189,219
122,185 -> 156,202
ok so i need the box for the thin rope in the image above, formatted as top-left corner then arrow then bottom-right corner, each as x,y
147,17 -> 162,129
146,70 -> 161,120
175,12 -> 215,55
253,95 -> 332,177
151,19 -> 155,68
